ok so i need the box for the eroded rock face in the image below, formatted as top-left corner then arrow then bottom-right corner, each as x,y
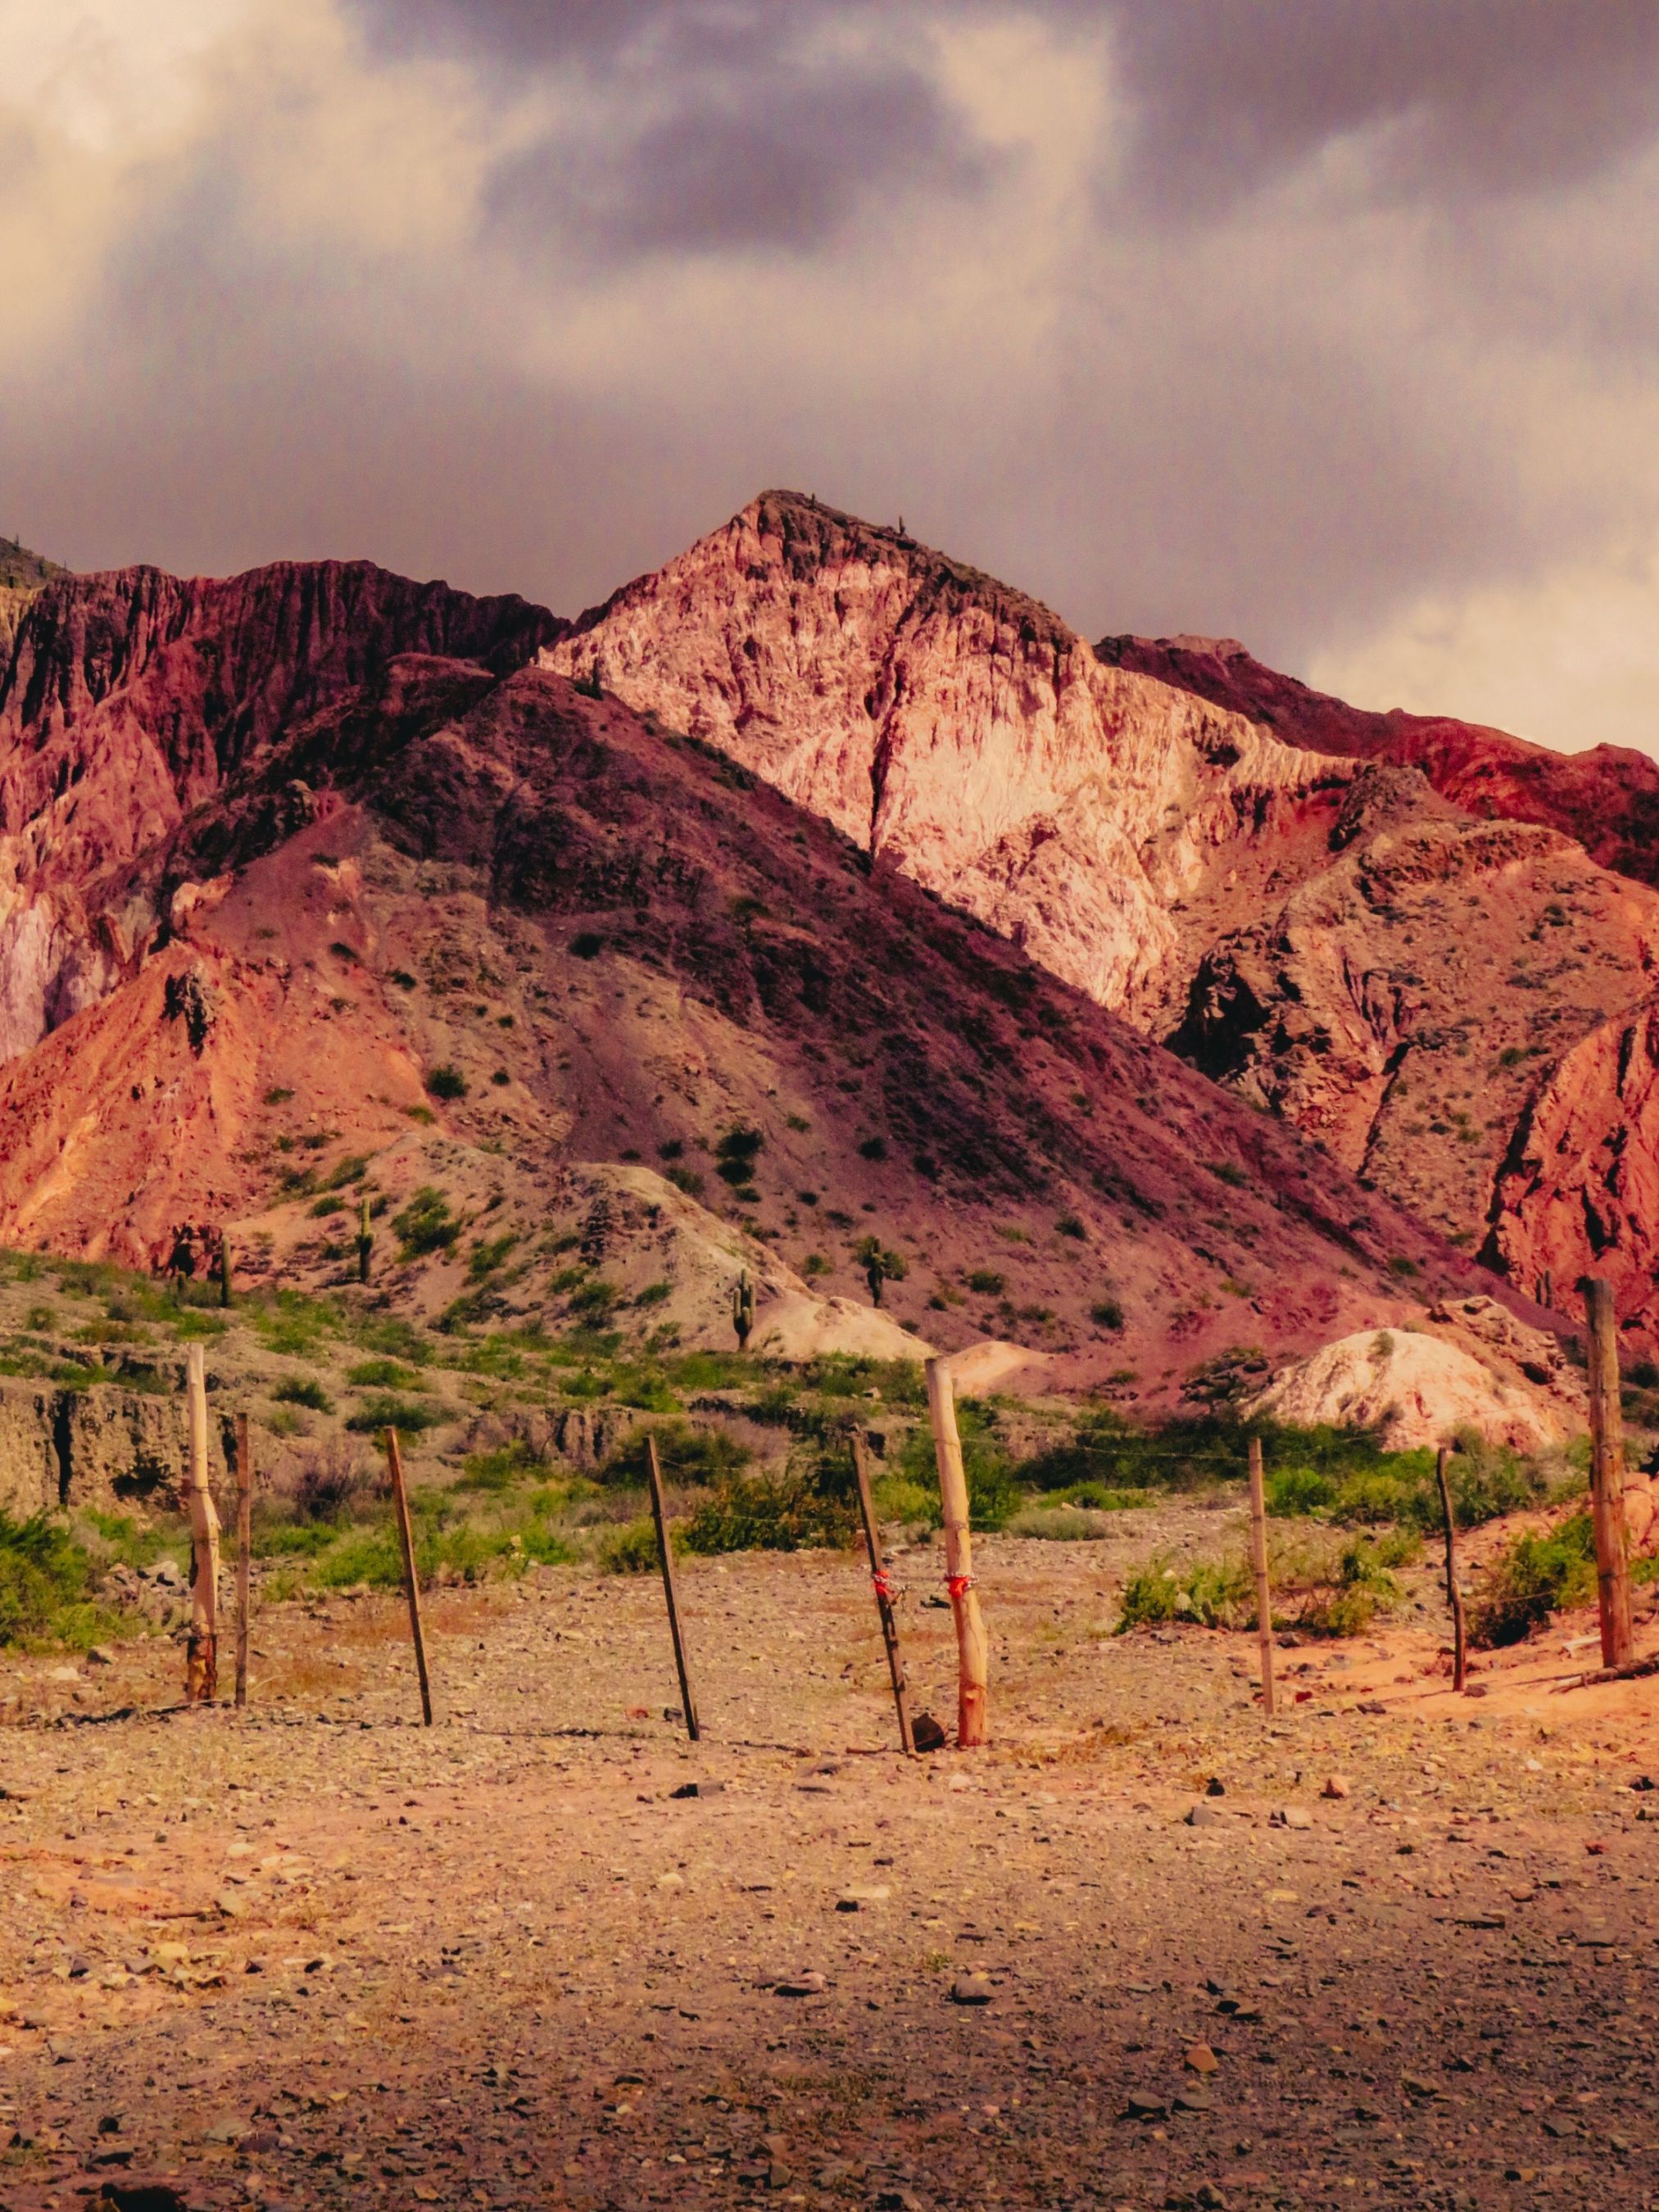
550,495 -> 1659,1339
1487,997 -> 1659,1334
0,559 -> 560,1066
0,1380 -> 201,1519
1248,1303 -> 1584,1451
1099,629 -> 1659,891
545,493 -> 1353,1025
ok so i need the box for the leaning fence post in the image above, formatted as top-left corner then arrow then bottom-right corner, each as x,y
1246,1435 -> 1276,1716
1435,1444 -> 1466,1693
383,1427 -> 434,1725
924,1358 -> 989,1747
851,1428 -> 913,1755
234,1413 -> 253,1709
184,1344 -> 220,1703
646,1435 -> 700,1742
1584,1278 -> 1635,1670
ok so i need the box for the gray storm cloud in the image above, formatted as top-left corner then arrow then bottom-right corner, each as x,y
4,0 -> 1658,753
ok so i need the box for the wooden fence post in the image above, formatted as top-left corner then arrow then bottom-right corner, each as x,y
1435,1444 -> 1466,1693
184,1344 -> 220,1703
646,1436 -> 700,1742
850,1429 -> 913,1755
924,1358 -> 989,1747
1584,1278 -> 1635,1670
234,1413 -> 252,1710
1246,1435 -> 1275,1717
383,1427 -> 434,1725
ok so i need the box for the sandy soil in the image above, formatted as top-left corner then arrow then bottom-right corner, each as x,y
1,1507 -> 1656,2212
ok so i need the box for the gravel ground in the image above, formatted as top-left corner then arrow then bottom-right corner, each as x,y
0,1509 -> 1655,2212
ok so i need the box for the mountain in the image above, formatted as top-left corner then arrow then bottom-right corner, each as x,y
547,493 -> 1659,1345
1098,630 -> 1659,892
0,553 -> 1529,1413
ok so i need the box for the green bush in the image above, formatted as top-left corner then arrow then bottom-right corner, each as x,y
1470,1514 -> 1597,1647
0,1514 -> 114,1650
344,1394 -> 449,1435
347,1358 -> 415,1389
393,1187 -> 460,1258
872,1475 -> 936,1524
601,1421 -> 752,1488
683,1467 -> 857,1555
1266,1466 -> 1339,1516
427,1065 -> 468,1101
458,1441 -> 546,1493
891,1398 -> 1018,1530
1119,1554 -> 1253,1630
271,1374 -> 333,1413
602,1516 -> 668,1574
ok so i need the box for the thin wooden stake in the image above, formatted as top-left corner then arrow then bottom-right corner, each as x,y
924,1358 -> 989,1748
1584,1277 -> 1635,1670
646,1436 -> 700,1741
184,1344 -> 220,1703
1246,1435 -> 1275,1717
1435,1444 -> 1466,1693
383,1427 -> 433,1725
850,1429 -> 913,1756
234,1412 -> 252,1710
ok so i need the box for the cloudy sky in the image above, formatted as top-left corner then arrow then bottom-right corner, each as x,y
4,0 -> 1658,755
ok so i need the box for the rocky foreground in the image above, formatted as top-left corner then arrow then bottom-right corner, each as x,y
0,1518 -> 1653,2212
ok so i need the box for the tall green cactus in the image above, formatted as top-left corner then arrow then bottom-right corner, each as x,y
357,1194 -> 374,1285
732,1268 -> 755,1349
219,1233 -> 233,1309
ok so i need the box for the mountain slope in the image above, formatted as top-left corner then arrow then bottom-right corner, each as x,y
0,565 -> 1536,1407
546,494 -> 1659,1343
0,559 -> 560,1063
1098,630 -> 1659,892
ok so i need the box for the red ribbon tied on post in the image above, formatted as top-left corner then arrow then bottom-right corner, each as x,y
870,1570 -> 896,1601
946,1573 -> 975,1601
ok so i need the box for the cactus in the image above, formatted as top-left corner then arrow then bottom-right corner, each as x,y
357,1194 -> 374,1285
219,1233 -> 233,1309
732,1268 -> 755,1349
865,1251 -> 886,1308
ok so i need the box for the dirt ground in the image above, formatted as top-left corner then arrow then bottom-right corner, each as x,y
1,1503 -> 1656,2212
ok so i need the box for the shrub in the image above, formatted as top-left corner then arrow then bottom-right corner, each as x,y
1055,1213 -> 1086,1239
683,1465 -> 857,1555
0,1513 -> 109,1650
569,932 -> 604,959
967,1270 -> 1004,1296
1470,1514 -> 1597,1647
344,1394 -> 449,1435
281,1439 -> 374,1523
428,1065 -> 469,1100
569,1278 -> 621,1321
602,1516 -> 667,1574
858,1136 -> 889,1162
892,1400 -> 1018,1530
393,1186 -> 460,1258
1266,1466 -> 1338,1517
458,1441 -> 546,1493
1119,1554 -> 1253,1630
602,1421 -> 752,1488
347,1358 -> 415,1389
272,1374 -> 333,1413
872,1475 -> 936,1524
1090,1299 -> 1125,1331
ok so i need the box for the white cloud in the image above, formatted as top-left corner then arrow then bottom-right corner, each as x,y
1308,542 -> 1659,759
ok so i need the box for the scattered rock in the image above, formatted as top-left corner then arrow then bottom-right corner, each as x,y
948,1979 -> 992,2006
1185,2043 -> 1220,2074
910,1713 -> 948,1753
773,1974 -> 826,1998
1321,1774 -> 1350,1800
1126,2091 -> 1168,2121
